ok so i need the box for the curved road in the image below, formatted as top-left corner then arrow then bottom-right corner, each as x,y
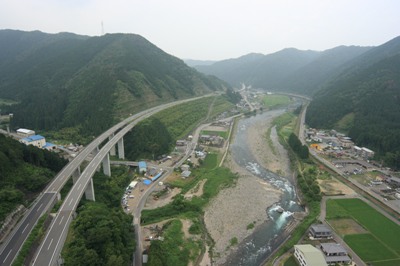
31,94 -> 215,266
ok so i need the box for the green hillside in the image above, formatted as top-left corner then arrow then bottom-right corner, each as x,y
0,30 -> 228,140
306,53 -> 400,169
0,135 -> 67,223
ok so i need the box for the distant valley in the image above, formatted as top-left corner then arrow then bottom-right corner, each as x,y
192,36 -> 400,169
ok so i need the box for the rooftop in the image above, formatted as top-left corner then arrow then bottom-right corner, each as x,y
138,161 -> 147,168
320,243 -> 347,254
310,224 -> 331,233
21,135 -> 45,142
295,244 -> 328,266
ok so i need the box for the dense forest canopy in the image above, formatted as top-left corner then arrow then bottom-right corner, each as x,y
0,30 -> 228,140
0,135 -> 67,223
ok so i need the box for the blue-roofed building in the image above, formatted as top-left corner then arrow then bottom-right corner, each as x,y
43,142 -> 56,151
20,135 -> 46,148
138,161 -> 147,174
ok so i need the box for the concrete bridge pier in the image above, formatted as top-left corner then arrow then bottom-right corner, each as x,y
118,137 -> 125,159
72,167 -> 81,184
102,153 -> 111,177
85,178 -> 95,201
92,146 -> 100,155
109,134 -> 116,156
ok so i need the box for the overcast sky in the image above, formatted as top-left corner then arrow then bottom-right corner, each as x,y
1,0 -> 400,60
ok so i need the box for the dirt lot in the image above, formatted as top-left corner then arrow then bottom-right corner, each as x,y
328,218 -> 368,235
318,178 -> 356,196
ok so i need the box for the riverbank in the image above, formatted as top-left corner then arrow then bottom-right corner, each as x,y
204,111 -> 294,265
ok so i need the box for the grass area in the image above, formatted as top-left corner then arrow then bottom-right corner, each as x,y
141,167 -> 238,225
202,153 -> 218,169
284,255 -> 299,266
147,219 -> 201,266
201,130 -> 229,139
344,234 -> 398,262
327,198 -> 400,264
0,98 -> 18,106
263,95 -> 291,109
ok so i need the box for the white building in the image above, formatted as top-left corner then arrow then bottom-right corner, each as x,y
17,128 -> 35,137
20,135 -> 46,148
294,244 -> 328,266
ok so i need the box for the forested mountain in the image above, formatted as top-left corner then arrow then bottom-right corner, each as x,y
306,36 -> 400,169
194,46 -> 371,94
0,30 -> 228,139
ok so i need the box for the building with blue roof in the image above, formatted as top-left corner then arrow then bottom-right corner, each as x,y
20,135 -> 46,148
138,161 -> 147,174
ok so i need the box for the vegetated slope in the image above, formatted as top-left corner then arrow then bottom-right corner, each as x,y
0,30 -> 227,139
194,46 -> 370,94
276,46 -> 372,95
0,135 -> 67,223
306,38 -> 400,169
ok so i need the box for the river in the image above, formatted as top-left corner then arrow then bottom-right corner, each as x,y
223,107 -> 304,266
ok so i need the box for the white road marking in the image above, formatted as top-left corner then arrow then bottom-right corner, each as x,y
59,216 -> 64,225
21,223 -> 30,234
37,203 -> 43,212
47,238 -> 54,250
3,249 -> 12,263
77,183 -> 82,190
69,198 -> 74,206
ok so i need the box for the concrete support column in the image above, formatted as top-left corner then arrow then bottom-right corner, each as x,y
92,146 -> 100,156
118,137 -> 125,159
85,178 -> 95,201
102,153 -> 111,176
72,167 -> 81,184
109,134 -> 116,156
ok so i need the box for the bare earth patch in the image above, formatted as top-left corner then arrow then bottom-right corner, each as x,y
185,179 -> 206,199
318,179 -> 356,196
144,187 -> 181,210
329,218 -> 368,235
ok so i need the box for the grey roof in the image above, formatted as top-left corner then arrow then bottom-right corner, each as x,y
321,243 -> 347,254
325,255 -> 351,263
310,224 -> 331,233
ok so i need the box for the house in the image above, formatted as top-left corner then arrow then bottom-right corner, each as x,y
181,170 -> 191,178
138,161 -> 147,174
181,164 -> 190,172
361,147 -> 374,158
320,243 -> 351,265
309,224 -> 332,239
339,138 -> 354,149
294,244 -> 328,266
388,177 -> 400,188
16,128 -> 35,137
20,135 -> 46,148
176,140 -> 186,146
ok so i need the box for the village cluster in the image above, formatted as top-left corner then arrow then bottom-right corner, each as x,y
306,128 -> 400,201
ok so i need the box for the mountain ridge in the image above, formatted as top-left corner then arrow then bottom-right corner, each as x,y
0,30 -> 228,139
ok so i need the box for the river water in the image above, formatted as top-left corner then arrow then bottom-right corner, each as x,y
223,108 -> 304,266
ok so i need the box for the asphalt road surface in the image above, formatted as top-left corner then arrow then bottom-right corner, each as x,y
0,192 -> 56,266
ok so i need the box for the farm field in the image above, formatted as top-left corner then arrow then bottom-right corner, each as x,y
262,95 -> 290,109
327,198 -> 400,266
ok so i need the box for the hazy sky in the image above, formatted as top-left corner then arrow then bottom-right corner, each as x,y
1,0 -> 400,60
